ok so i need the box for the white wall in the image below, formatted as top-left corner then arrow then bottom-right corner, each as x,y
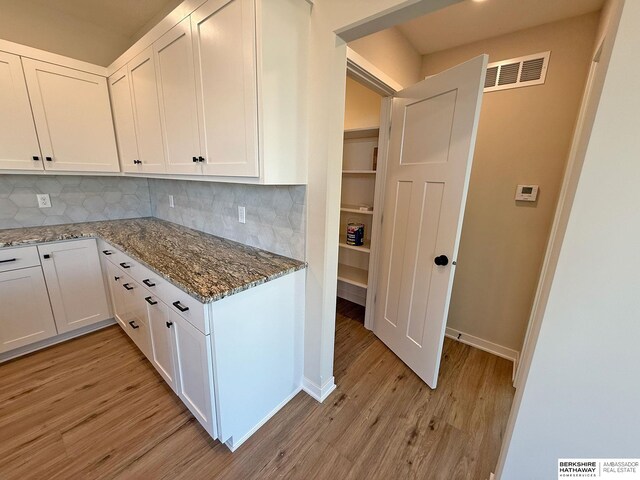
498,0 -> 640,477
348,27 -> 422,87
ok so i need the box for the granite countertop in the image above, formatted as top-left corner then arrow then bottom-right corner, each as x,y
0,218 -> 306,303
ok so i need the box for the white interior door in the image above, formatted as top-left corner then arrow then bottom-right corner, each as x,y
0,52 -> 43,170
374,55 -> 487,388
21,58 -> 120,172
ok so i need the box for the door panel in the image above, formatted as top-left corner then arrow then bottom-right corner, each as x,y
0,52 -> 42,170
128,47 -> 166,173
0,266 -> 57,352
155,17 -> 202,175
192,0 -> 259,177
105,261 -> 127,328
172,309 -> 216,437
109,66 -> 139,172
21,58 -> 119,172
147,298 -> 179,390
39,239 -> 111,334
374,55 -> 487,388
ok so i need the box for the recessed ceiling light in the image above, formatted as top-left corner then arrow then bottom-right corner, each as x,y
472,0 -> 488,3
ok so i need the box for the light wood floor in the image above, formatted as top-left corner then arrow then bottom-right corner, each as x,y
0,299 -> 515,480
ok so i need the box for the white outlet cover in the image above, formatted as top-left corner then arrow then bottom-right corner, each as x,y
238,206 -> 246,224
37,194 -> 51,208
169,195 -> 174,208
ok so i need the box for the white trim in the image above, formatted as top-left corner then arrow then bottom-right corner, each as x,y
445,327 -> 519,365
224,385 -> 303,451
302,376 -> 337,402
0,318 -> 117,363
0,39 -> 107,76
346,47 -> 403,95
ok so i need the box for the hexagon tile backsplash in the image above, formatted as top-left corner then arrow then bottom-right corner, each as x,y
0,175 -> 152,229
0,175 -> 307,262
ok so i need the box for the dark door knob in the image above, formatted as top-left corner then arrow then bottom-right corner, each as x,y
434,255 -> 449,266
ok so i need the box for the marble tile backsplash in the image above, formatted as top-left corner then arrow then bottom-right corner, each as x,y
0,175 -> 152,229
149,179 -> 306,261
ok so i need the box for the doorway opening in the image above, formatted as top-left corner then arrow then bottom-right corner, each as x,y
332,0 -> 607,475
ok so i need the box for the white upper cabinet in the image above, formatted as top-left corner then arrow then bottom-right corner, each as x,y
22,58 -> 120,172
109,66 -> 139,172
0,52 -> 43,171
128,47 -> 166,174
155,17 -> 202,175
192,0 -> 259,178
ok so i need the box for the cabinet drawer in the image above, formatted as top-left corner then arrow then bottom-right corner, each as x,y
0,246 -> 41,273
159,281 -> 208,335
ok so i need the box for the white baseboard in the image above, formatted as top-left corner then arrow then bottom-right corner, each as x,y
302,376 -> 337,403
225,385 -> 303,452
0,318 -> 117,363
445,327 -> 519,368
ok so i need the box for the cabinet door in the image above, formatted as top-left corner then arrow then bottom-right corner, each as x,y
39,239 -> 110,334
118,273 -> 152,356
192,0 -> 259,177
171,310 -> 217,437
155,17 -> 202,175
0,52 -> 43,171
21,58 -> 120,172
0,266 -> 57,353
128,47 -> 166,174
108,66 -> 139,173
147,297 -> 179,390
105,261 -> 127,329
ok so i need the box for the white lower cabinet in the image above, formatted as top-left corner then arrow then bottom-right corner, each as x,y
171,309 -> 216,437
39,239 -> 111,334
0,266 -> 57,353
147,296 -> 179,389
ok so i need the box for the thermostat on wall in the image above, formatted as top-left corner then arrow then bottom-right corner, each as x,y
515,184 -> 539,202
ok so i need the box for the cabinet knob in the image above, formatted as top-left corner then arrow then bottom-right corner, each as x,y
45,156 -> 53,162
198,156 -> 205,163
43,254 -> 51,259
166,321 -> 173,329
32,156 -> 40,161
114,276 -> 120,281
192,156 -> 198,163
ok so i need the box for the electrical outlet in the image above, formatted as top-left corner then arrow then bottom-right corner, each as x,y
37,194 -> 51,208
169,195 -> 174,208
238,206 -> 246,224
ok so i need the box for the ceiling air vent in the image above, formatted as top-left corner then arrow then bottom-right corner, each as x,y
483,51 -> 550,92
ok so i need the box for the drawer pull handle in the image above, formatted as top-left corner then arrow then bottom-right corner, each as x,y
172,301 -> 189,312
128,321 -> 139,329
166,321 -> 173,328
33,156 -> 40,161
45,156 -> 53,162
43,254 -> 51,259
145,296 -> 158,305
114,276 -> 120,281
120,262 -> 131,269
0,258 -> 17,264
123,283 -> 134,291
143,279 -> 156,287
102,250 -> 113,255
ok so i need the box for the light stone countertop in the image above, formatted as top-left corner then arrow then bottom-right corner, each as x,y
0,218 -> 306,303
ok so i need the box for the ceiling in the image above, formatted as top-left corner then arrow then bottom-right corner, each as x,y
398,0 -> 606,55
28,0 -> 184,39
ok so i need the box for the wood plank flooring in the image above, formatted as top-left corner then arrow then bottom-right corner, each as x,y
0,299 -> 515,479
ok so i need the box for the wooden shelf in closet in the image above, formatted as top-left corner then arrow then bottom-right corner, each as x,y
337,264 -> 369,289
340,205 -> 374,215
338,236 -> 371,253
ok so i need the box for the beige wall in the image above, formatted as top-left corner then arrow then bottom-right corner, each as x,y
421,13 -> 600,352
344,77 -> 383,130
349,27 -> 422,88
0,0 -> 131,66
